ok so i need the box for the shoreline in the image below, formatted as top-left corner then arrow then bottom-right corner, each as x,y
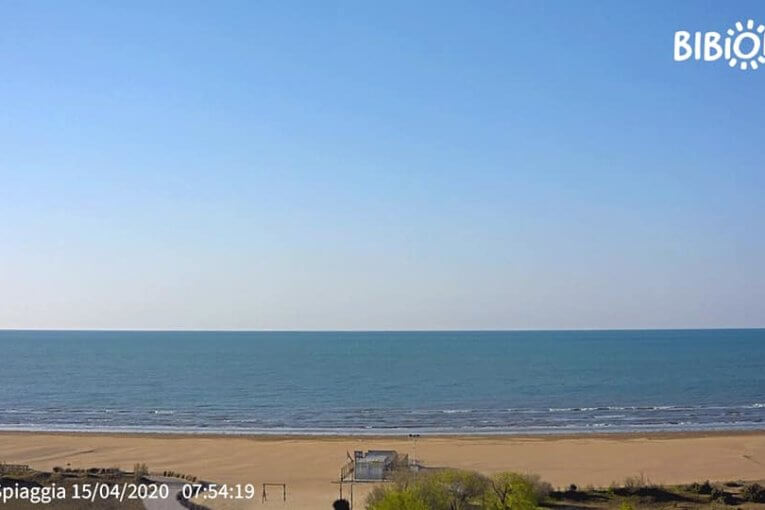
2,428 -> 765,441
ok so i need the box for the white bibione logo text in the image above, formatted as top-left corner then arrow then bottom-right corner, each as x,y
675,19 -> 765,71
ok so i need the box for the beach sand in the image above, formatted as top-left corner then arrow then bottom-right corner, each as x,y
2,431 -> 765,510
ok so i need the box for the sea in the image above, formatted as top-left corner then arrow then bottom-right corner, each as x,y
1,329 -> 763,435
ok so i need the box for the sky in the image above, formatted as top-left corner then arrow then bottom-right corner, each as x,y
1,0 -> 764,330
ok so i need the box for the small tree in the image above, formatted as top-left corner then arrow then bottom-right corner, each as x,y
422,470 -> 489,510
485,473 -> 538,510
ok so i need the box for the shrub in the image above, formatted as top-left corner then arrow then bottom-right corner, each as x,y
519,473 -> 551,501
742,483 -> 765,503
365,469 -> 552,510
420,469 -> 489,510
366,469 -> 488,510
623,474 -> 650,490
710,488 -> 735,505
688,480 -> 713,494
366,486 -> 390,508
619,502 -> 634,510
368,489 -> 429,510
133,463 -> 149,481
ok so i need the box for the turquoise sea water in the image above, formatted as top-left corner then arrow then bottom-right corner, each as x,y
0,329 -> 763,435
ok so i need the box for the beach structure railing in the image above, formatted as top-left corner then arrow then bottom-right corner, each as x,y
341,459 -> 354,481
350,450 -> 409,481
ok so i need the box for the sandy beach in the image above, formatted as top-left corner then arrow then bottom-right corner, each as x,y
2,431 -> 765,509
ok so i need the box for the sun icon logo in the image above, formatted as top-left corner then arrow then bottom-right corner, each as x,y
726,19 -> 765,70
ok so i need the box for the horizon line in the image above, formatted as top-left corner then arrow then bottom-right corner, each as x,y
1,327 -> 764,333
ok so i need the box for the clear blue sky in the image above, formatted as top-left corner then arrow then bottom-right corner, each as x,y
1,1 -> 763,330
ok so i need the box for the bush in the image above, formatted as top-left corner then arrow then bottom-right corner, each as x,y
368,489 -> 429,510
420,469 -> 489,510
688,480 -> 713,494
519,473 -> 551,502
742,483 -> 765,503
623,474 -> 652,490
366,469 -> 548,510
710,488 -> 735,505
133,463 -> 149,481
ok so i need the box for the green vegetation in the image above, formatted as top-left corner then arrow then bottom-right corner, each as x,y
365,470 -> 765,510
369,488 -> 430,510
366,469 -> 543,510
485,473 -> 540,510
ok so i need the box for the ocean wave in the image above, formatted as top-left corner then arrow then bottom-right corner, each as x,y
545,404 -> 765,413
0,419 -> 764,436
2,402 -> 765,435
